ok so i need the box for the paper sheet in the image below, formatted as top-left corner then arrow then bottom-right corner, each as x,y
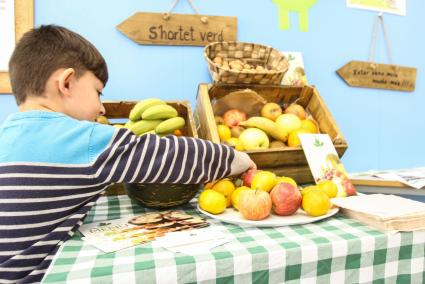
0,0 -> 15,71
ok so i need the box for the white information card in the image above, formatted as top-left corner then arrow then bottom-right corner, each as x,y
0,0 -> 15,71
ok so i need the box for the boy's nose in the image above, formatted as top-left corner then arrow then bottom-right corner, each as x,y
99,104 -> 106,116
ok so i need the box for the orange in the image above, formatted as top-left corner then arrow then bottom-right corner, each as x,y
198,190 -> 227,214
211,179 -> 236,207
300,119 -> 318,134
173,129 -> 183,136
217,124 -> 231,141
302,190 -> 331,217
231,186 -> 251,210
225,137 -> 245,151
317,180 -> 338,198
287,128 -> 309,147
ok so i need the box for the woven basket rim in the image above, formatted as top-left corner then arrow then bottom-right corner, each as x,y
204,41 -> 289,75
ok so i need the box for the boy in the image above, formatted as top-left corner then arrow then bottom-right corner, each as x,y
0,25 -> 255,283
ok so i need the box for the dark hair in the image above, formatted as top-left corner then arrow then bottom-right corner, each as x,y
9,25 -> 108,105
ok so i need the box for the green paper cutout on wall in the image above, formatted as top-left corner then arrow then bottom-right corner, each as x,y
273,0 -> 317,32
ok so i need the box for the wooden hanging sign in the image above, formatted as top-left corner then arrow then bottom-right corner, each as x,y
337,61 -> 417,92
116,12 -> 237,46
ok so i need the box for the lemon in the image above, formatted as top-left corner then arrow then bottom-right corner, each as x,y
217,124 -> 231,141
317,180 -> 338,198
225,137 -> 245,151
231,186 -> 251,210
198,190 -> 226,214
211,179 -> 236,207
302,190 -> 331,217
300,185 -> 319,196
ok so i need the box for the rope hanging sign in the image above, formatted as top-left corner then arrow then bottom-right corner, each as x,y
337,14 -> 417,92
116,0 -> 237,46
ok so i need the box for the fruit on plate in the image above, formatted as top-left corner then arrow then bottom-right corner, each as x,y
316,180 -> 338,198
239,128 -> 269,150
238,190 -> 272,220
302,190 -> 330,217
129,98 -> 166,121
223,109 -> 247,127
251,171 -> 277,192
231,186 -> 251,210
242,169 -> 257,187
275,113 -> 302,134
284,103 -> 307,120
198,190 -> 227,214
261,102 -> 282,121
275,176 -> 298,188
239,117 -> 287,142
270,182 -> 302,216
217,124 -> 232,142
211,179 -> 236,207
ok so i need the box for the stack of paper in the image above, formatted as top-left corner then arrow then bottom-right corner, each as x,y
332,194 -> 425,232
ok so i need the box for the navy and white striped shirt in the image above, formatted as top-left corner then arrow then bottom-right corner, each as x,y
0,111 -> 250,283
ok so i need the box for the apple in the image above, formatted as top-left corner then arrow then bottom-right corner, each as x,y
223,109 -> 247,127
284,103 -> 307,120
270,182 -> 302,216
238,190 -> 272,220
251,170 -> 277,192
239,128 -> 269,150
275,176 -> 297,188
261,102 -> 282,121
242,169 -> 257,187
342,179 -> 357,196
275,113 -> 302,134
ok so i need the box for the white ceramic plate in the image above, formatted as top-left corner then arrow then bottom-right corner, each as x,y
197,205 -> 339,227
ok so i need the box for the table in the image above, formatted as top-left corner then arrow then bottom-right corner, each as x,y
42,196 -> 425,284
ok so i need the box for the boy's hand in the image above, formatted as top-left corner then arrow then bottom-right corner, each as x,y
248,158 -> 257,171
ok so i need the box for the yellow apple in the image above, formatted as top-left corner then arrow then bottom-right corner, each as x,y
239,128 -> 269,150
251,171 -> 277,192
261,102 -> 282,121
275,113 -> 302,134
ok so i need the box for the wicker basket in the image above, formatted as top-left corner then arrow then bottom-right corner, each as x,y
204,41 -> 289,85
125,183 -> 202,209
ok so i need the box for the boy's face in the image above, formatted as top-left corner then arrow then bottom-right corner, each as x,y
64,71 -> 105,121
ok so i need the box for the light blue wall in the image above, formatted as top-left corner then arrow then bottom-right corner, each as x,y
1,0 -> 424,172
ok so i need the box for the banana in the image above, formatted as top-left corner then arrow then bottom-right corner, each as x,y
239,116 -> 288,142
128,120 -> 162,135
155,117 -> 185,134
124,120 -> 135,128
129,98 -> 166,121
142,104 -> 178,120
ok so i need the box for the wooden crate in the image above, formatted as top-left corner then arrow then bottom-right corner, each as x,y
195,83 -> 348,184
102,100 -> 198,195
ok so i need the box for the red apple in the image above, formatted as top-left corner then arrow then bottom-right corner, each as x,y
239,190 -> 272,220
284,103 -> 306,120
223,109 -> 247,127
242,169 -> 257,187
343,179 -> 357,196
270,182 -> 302,216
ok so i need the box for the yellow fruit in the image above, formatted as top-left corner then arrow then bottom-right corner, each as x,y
231,186 -> 251,210
300,185 -> 320,196
302,190 -> 331,217
275,113 -> 302,134
317,180 -> 338,198
300,119 -> 319,134
251,171 -> 277,192
217,124 -> 231,142
287,128 -> 310,147
225,137 -> 245,151
198,190 -> 227,214
211,179 -> 236,207
276,176 -> 297,188
96,115 -> 110,125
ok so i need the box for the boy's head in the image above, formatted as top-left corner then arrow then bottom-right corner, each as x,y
9,25 -> 108,108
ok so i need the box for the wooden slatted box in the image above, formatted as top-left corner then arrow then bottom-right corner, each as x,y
195,83 -> 348,184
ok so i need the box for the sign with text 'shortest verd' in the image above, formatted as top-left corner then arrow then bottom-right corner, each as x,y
117,12 -> 237,46
337,60 -> 417,92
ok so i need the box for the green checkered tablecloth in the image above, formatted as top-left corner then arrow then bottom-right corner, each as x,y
42,195 -> 425,284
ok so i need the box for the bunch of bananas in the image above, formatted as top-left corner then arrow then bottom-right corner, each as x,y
123,98 -> 185,136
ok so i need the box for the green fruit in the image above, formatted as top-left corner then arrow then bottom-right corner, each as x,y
155,117 -> 185,134
124,120 -> 136,128
128,120 -> 162,135
129,98 -> 165,121
142,105 -> 178,120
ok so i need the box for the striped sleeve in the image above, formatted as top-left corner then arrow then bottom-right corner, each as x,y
90,129 -> 246,185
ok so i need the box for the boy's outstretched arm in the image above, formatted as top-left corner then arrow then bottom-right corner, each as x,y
90,128 -> 255,185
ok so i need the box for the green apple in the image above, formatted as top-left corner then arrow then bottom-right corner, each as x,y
239,128 -> 269,150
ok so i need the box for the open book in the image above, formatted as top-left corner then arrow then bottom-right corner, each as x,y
332,194 -> 425,232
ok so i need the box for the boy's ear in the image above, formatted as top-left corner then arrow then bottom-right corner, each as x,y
57,68 -> 76,97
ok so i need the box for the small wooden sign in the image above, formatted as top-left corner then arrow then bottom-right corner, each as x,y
117,12 -> 237,47
337,60 -> 417,92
